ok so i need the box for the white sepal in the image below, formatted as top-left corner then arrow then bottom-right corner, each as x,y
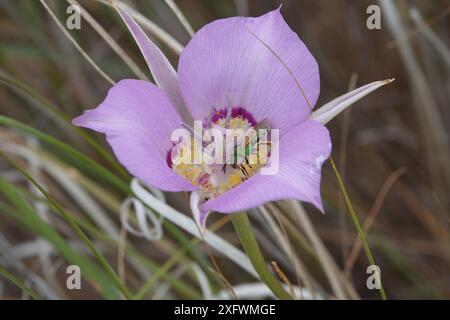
311,79 -> 394,124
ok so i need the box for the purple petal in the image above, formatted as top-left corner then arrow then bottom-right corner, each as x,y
114,4 -> 192,123
202,120 -> 331,213
73,79 -> 195,192
178,8 -> 319,134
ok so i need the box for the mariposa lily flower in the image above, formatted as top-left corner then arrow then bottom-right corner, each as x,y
73,5 -> 392,229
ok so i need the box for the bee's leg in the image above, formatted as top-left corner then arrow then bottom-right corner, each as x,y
241,166 -> 249,179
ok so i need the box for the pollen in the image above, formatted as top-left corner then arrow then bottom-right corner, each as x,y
169,106 -> 271,199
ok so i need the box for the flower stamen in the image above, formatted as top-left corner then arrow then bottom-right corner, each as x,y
170,106 -> 271,200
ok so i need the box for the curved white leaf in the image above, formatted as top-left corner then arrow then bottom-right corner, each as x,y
311,79 -> 394,124
214,283 -> 323,300
131,178 -> 258,278
120,197 -> 164,240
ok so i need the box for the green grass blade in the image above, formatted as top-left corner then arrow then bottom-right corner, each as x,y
0,115 -> 130,193
330,157 -> 387,300
133,240 -> 195,300
0,181 -> 118,299
0,70 -> 129,180
0,152 -> 132,299
231,212 -> 293,300
3,184 -> 202,299
0,264 -> 42,300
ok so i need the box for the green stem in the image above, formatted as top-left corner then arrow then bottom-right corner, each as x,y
0,265 -> 41,300
330,157 -> 387,300
0,115 -> 129,193
1,151 -> 131,299
133,243 -> 193,300
0,70 -> 130,180
231,212 -> 293,300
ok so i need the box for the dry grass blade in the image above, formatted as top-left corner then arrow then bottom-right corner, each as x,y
409,8 -> 450,69
98,0 -> 184,55
380,0 -> 450,206
39,0 -> 115,85
67,0 -> 149,80
0,151 -> 131,299
259,204 -> 319,298
345,167 -> 407,274
164,0 -> 195,37
288,201 -> 348,299
1,142 -> 119,238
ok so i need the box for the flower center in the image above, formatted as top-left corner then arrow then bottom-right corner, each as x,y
168,107 -> 271,200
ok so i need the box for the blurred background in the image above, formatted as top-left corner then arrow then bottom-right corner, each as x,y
0,0 -> 449,299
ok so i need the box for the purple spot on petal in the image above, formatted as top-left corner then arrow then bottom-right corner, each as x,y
210,107 -> 228,124
166,149 -> 173,168
231,107 -> 257,127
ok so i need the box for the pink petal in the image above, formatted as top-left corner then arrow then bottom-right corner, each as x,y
115,4 -> 192,123
202,120 -> 331,213
73,79 -> 195,192
178,8 -> 319,134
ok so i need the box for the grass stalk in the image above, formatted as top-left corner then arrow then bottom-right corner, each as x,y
0,265 -> 41,300
1,152 -> 132,299
231,212 -> 293,300
330,157 -> 387,300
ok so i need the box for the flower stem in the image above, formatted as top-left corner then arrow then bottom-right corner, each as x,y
231,212 -> 293,300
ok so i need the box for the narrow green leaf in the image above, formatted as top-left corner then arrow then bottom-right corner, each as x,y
0,180 -> 118,299
0,264 -> 41,300
330,157 -> 387,300
0,115 -> 130,193
231,212 -> 293,300
0,152 -> 132,299
0,70 -> 130,180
